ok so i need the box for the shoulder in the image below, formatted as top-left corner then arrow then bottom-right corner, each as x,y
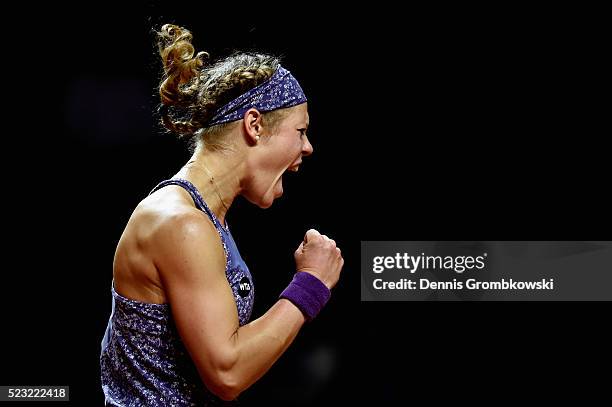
134,187 -> 225,280
133,185 -> 215,238
154,208 -> 220,253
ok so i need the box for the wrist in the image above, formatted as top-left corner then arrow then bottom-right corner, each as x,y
279,272 -> 331,322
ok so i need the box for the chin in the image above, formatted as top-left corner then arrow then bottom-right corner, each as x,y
245,193 -> 276,209
259,194 -> 278,209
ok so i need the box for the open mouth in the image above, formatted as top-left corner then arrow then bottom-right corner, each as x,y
275,161 -> 302,198
286,161 -> 302,173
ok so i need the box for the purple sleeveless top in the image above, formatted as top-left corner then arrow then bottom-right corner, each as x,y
100,178 -> 255,406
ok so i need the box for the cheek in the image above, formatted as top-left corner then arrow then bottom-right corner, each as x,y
265,139 -> 301,168
283,137 -> 303,158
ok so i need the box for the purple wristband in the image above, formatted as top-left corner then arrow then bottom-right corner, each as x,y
279,272 -> 331,321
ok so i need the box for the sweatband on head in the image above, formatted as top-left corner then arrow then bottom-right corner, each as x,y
279,272 -> 331,321
206,66 -> 307,127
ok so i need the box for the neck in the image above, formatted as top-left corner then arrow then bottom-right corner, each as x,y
173,148 -> 244,225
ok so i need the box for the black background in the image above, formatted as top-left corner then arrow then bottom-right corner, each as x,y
1,1 -> 609,405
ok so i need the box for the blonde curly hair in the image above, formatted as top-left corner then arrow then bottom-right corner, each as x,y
157,24 -> 288,152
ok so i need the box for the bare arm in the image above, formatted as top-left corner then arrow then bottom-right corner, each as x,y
152,213 -> 341,401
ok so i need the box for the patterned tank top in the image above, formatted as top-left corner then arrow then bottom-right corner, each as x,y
100,178 -> 255,406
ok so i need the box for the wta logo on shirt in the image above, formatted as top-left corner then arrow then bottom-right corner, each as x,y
238,277 -> 252,297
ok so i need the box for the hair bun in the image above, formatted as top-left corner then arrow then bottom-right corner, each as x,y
157,24 -> 209,107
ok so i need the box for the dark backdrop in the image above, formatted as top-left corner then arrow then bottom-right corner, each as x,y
1,1 -> 609,405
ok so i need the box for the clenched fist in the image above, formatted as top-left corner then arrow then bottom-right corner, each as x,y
294,229 -> 344,289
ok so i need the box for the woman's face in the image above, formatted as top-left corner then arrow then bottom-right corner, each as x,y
244,103 -> 313,208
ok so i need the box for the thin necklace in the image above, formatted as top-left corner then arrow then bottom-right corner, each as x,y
184,160 -> 230,215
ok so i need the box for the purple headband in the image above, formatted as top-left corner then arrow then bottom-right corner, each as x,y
206,66 -> 307,127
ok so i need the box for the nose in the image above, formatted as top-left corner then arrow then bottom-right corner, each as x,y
302,135 -> 314,157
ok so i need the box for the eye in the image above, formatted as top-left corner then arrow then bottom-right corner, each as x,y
298,128 -> 307,138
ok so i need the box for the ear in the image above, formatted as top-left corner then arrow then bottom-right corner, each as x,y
243,108 -> 263,145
